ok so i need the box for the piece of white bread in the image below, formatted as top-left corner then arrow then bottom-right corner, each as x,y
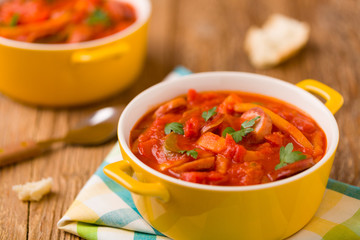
12,177 -> 53,201
244,14 -> 310,69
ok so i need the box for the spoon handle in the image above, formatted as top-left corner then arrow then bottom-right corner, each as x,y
0,140 -> 46,167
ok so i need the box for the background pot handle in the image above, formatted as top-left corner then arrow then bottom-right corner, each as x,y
71,43 -> 130,63
296,79 -> 344,114
103,161 -> 170,202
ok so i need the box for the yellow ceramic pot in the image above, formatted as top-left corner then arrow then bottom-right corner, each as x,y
104,72 -> 343,240
0,0 -> 151,107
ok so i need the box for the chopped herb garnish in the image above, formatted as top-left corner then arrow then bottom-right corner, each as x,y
221,116 -> 260,143
164,122 -> 184,135
87,9 -> 111,26
275,143 -> 307,170
222,127 -> 235,137
9,14 -> 19,27
202,107 -> 217,122
179,149 -> 198,159
241,116 -> 260,128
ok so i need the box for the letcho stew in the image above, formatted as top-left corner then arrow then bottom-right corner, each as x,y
0,0 -> 136,43
130,90 -> 326,186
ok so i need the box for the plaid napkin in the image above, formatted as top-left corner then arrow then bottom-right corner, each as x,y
58,67 -> 360,240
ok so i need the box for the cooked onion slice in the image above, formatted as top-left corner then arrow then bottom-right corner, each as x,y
164,132 -> 182,152
201,114 -> 225,134
170,157 -> 215,174
154,97 -> 187,118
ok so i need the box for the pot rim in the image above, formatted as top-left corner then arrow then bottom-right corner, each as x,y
118,72 -> 340,192
0,0 -> 151,51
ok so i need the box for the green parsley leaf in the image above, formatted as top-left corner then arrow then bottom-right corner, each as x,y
221,116 -> 260,143
229,130 -> 245,143
222,127 -> 235,137
178,149 -> 198,159
87,9 -> 111,26
240,127 -> 254,137
241,116 -> 260,128
202,107 -> 217,122
185,149 -> 198,159
275,143 -> 307,170
228,128 -> 253,143
164,122 -> 184,135
9,14 -> 19,27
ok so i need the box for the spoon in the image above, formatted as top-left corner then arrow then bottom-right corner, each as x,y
0,106 -> 123,167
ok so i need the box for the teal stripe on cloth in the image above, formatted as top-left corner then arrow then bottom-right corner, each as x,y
327,179 -> 360,200
134,232 -> 157,240
174,66 -> 192,76
95,161 -> 138,213
96,161 -> 164,236
95,209 -> 140,228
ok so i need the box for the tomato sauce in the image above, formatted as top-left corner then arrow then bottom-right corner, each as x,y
0,0 -> 136,43
130,90 -> 327,186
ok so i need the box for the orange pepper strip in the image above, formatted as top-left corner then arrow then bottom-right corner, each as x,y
234,103 -> 314,152
0,12 -> 71,39
311,131 -> 325,162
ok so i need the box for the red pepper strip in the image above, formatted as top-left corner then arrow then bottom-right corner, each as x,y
0,12 -> 71,39
267,158 -> 315,181
180,171 -> 227,185
234,103 -> 314,152
243,150 -> 265,162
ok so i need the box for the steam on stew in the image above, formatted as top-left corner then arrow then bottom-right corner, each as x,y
0,0 -> 136,43
130,90 -> 326,186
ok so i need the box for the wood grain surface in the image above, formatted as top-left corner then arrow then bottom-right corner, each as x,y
1,0 -> 360,239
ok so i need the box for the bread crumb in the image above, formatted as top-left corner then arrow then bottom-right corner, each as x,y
244,14 -> 310,69
12,177 -> 53,201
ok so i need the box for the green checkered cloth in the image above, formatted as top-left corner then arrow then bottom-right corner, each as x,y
58,67 -> 360,240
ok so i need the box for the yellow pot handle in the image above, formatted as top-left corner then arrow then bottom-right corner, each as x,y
71,43 -> 130,63
103,160 -> 170,202
296,79 -> 344,115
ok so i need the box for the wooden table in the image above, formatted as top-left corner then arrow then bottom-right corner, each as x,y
1,0 -> 359,239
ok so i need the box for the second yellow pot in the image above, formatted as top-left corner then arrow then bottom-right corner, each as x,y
0,0 -> 151,107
